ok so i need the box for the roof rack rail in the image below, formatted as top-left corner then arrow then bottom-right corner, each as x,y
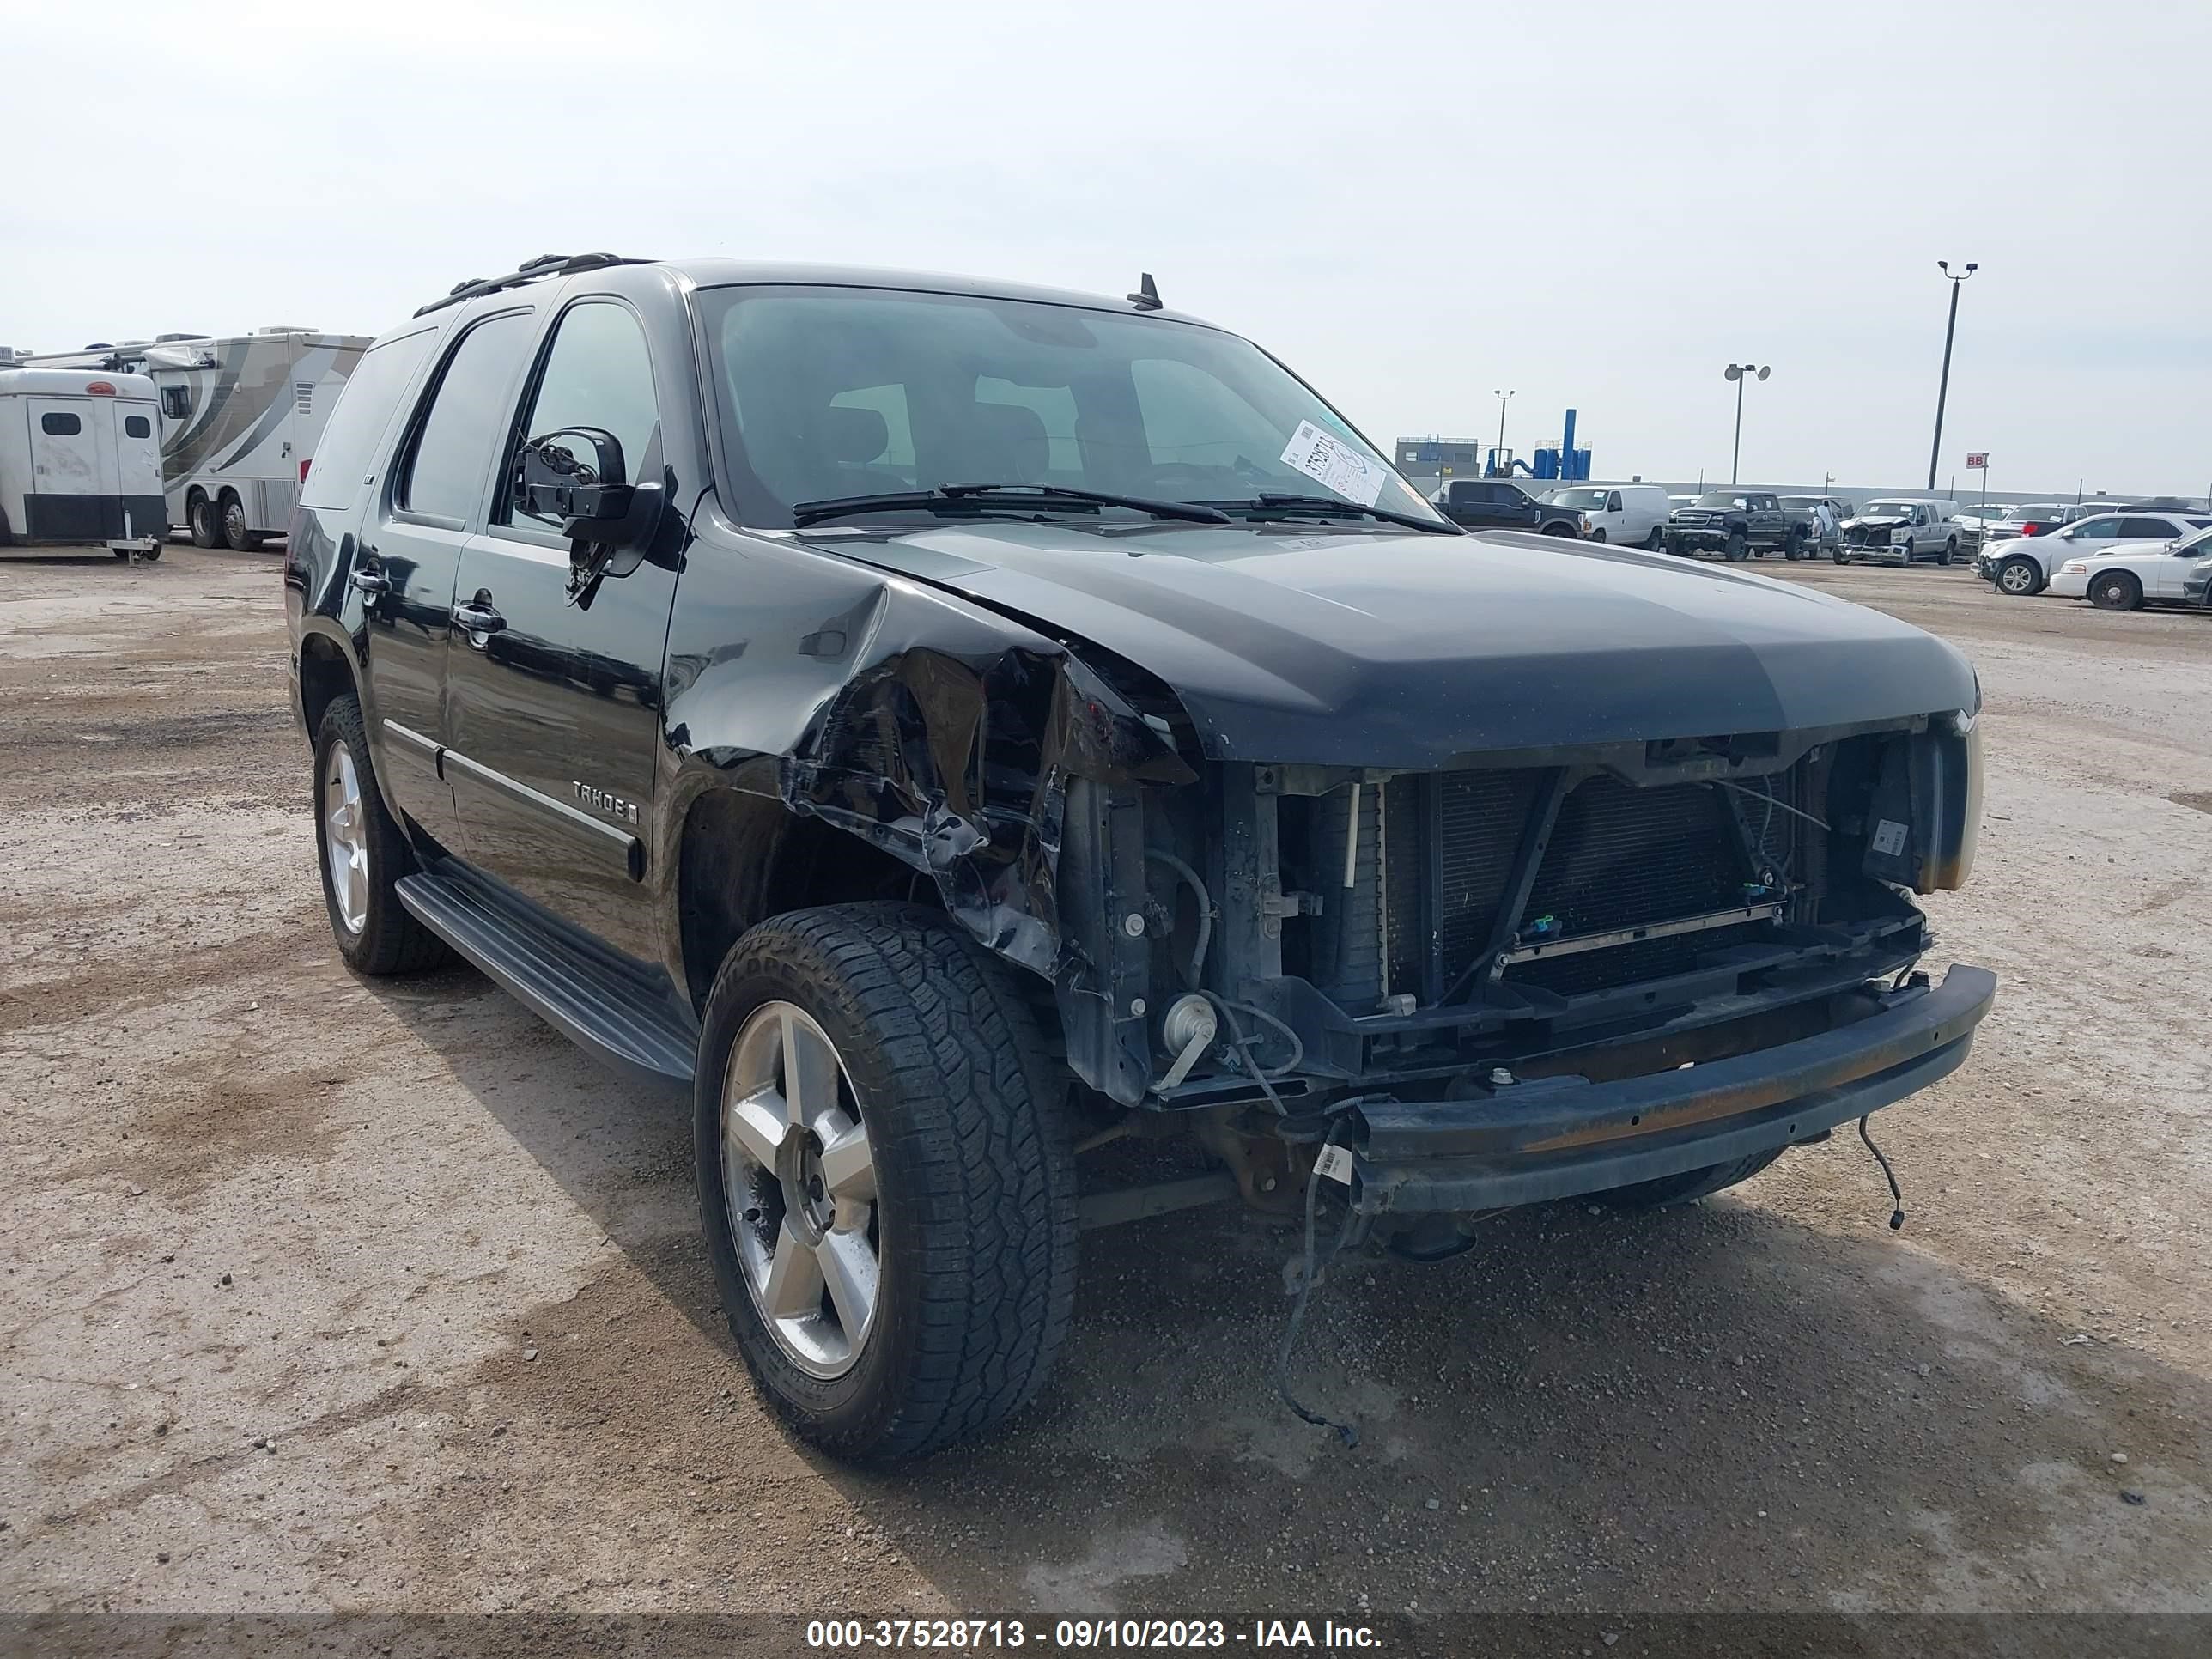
412,252 -> 655,318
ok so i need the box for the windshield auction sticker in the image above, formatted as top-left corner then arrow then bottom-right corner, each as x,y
1279,420 -> 1389,507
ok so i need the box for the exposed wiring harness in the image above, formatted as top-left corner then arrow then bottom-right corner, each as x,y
1857,1115 -> 1906,1231
1143,848 -> 1214,989
1275,1120 -> 1362,1449
1202,992 -> 1306,1105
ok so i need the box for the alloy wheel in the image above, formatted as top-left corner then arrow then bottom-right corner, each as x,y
721,1001 -> 879,1379
322,744 -> 369,933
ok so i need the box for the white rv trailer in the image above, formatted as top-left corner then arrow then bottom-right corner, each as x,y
0,368 -> 167,557
26,330 -> 368,549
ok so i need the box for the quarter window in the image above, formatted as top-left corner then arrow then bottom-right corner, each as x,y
504,302 -> 659,527
40,411 -> 82,435
301,326 -> 438,511
400,312 -> 534,522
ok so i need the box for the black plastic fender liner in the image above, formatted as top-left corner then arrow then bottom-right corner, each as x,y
1350,963 -> 1996,1216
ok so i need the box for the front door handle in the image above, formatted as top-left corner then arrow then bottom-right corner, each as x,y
453,599 -> 507,641
348,569 -> 388,597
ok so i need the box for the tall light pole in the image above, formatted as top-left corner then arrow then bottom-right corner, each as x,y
1724,362 -> 1770,486
1493,389 -> 1515,472
1928,260 -> 1978,489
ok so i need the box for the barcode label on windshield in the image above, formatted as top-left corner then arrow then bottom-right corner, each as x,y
1280,420 -> 1389,508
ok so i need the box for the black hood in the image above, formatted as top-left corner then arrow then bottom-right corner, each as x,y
803,522 -> 1978,768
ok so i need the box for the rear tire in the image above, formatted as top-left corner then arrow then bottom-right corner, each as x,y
1832,549 -> 1850,564
1596,1148 -> 1785,1211
220,495 -> 261,552
140,544 -> 161,562
312,693 -> 451,976
1644,526 -> 1665,551
696,904 -> 1077,1462
2089,570 -> 2142,611
187,494 -> 220,548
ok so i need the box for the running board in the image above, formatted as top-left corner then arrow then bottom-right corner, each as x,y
395,871 -> 699,1087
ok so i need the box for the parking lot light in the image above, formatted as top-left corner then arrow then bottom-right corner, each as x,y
1724,362 -> 1771,486
1928,262 -> 1978,490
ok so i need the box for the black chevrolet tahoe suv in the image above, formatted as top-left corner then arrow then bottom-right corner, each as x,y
286,253 -> 1996,1462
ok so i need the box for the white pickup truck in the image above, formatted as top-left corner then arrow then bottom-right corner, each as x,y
1837,499 -> 1962,567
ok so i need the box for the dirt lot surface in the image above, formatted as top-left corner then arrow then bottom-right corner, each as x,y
3,544 -> 2209,1638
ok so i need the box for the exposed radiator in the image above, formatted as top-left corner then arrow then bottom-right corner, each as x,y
1366,765 -> 1798,1002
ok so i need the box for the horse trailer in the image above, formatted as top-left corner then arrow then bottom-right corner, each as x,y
0,368 -> 167,557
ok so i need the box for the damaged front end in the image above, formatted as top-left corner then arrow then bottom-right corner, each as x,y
1042,696 -> 1994,1229
673,551 -> 1993,1239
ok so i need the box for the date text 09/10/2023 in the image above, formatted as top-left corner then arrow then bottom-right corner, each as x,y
805,1617 -> 1384,1650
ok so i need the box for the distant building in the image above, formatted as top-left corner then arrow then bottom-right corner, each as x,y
1395,437 -> 1486,476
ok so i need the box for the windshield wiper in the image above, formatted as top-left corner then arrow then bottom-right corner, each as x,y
1207,493 -> 1462,535
791,483 -> 1231,528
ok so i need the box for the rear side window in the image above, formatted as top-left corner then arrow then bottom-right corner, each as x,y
398,313 -> 535,523
2118,518 -> 2174,538
124,415 -> 152,438
40,411 -> 82,435
301,328 -> 438,510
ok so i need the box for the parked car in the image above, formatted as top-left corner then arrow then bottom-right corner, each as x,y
1779,495 -> 1850,558
1838,500 -> 1962,567
1985,509 -> 2212,596
2186,550 -> 2212,607
285,252 -> 1993,1461
1434,477 -> 1587,537
1542,483 -> 1669,548
1664,489 -> 1802,560
1969,506 -> 2069,579
2047,522 -> 2212,610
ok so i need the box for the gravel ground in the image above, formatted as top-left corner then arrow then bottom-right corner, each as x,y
2,543 -> 2208,1634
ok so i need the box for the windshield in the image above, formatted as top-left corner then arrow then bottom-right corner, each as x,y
1547,488 -> 1609,509
1865,501 -> 1921,517
1692,491 -> 1747,509
698,285 -> 1441,529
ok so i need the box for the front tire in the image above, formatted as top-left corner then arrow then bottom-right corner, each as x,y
2089,571 -> 2143,611
696,905 -> 1077,1462
1937,538 -> 1955,567
1541,522 -> 1577,538
1596,1148 -> 1785,1211
1724,528 -> 1749,562
1996,556 -> 2039,596
312,693 -> 450,975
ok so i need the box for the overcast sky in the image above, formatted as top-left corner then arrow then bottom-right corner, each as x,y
5,0 -> 2206,495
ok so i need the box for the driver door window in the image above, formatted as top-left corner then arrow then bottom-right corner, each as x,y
498,301 -> 660,533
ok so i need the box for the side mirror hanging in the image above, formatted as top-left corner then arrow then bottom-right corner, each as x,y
516,427 -> 636,540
